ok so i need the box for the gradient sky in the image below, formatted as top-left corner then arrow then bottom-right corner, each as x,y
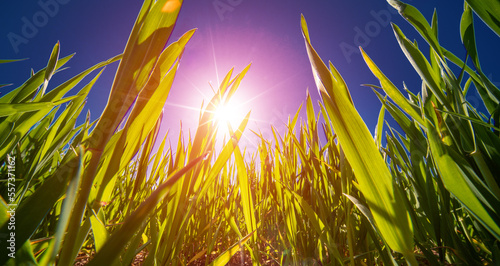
1,1 -> 500,154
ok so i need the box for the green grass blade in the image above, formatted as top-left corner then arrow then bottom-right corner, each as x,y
391,24 -> 448,109
209,230 -> 255,266
87,153 -> 206,266
426,118 -> 500,240
361,47 -> 424,125
0,101 -> 56,117
38,146 -> 84,265
39,41 -> 60,97
0,59 -> 27,64
0,54 -> 74,104
90,210 -> 109,253
375,103 -> 386,148
231,118 -> 257,260
301,15 -> 415,261
460,3 -> 480,69
464,0 -> 500,37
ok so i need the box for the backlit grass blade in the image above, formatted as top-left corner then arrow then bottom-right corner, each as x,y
391,24 -> 448,109
88,153 -> 206,266
375,103 -> 386,148
460,3 -> 480,69
0,55 -> 119,160
209,230 -> 255,266
60,3 -> 186,262
287,189 -> 343,264
92,30 -> 194,208
40,41 -> 60,97
425,118 -> 500,240
89,210 -> 109,253
387,0 -> 444,60
361,48 -> 424,126
37,146 -> 84,266
0,99 -> 67,117
93,0 -> 184,147
0,54 -> 74,104
301,15 -> 415,263
0,58 -> 27,64
232,122 -> 256,239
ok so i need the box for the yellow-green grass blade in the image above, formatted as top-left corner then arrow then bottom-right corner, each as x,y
375,103 -> 386,148
226,63 -> 251,100
110,29 -> 193,168
197,112 -> 251,202
18,108 -> 57,152
94,0 -> 183,148
41,54 -> 121,103
425,118 -> 500,240
63,24 -> 190,263
89,30 -> 194,228
361,48 -> 424,126
127,117 -> 162,216
36,70 -> 103,169
387,0 -> 444,60
232,121 -> 257,242
458,4 -> 500,118
464,0 -> 500,37
20,98 -> 85,200
44,41 -> 60,84
88,153 -> 206,266
0,99 -> 69,117
437,108 -> 500,132
0,53 -> 74,104
93,29 -> 193,207
39,41 -> 60,97
90,210 -> 109,253
209,230 -> 255,266
38,146 -> 84,265
0,54 -> 119,160
301,15 -> 415,260
0,58 -> 27,64
391,24 -> 449,110
287,189 -> 343,264
460,3 -> 480,70
68,5 -> 185,254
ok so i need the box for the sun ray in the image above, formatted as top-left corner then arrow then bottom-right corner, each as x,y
209,27 -> 221,87
165,102 -> 203,113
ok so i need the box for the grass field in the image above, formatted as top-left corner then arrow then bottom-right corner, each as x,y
1,0 -> 500,265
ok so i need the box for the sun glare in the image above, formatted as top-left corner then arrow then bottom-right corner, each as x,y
213,100 -> 245,133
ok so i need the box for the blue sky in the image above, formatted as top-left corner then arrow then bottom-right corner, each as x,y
1,0 -> 499,153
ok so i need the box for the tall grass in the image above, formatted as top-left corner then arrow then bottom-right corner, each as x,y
1,0 -> 499,265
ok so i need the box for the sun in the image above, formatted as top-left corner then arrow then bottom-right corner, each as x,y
213,100 -> 245,133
